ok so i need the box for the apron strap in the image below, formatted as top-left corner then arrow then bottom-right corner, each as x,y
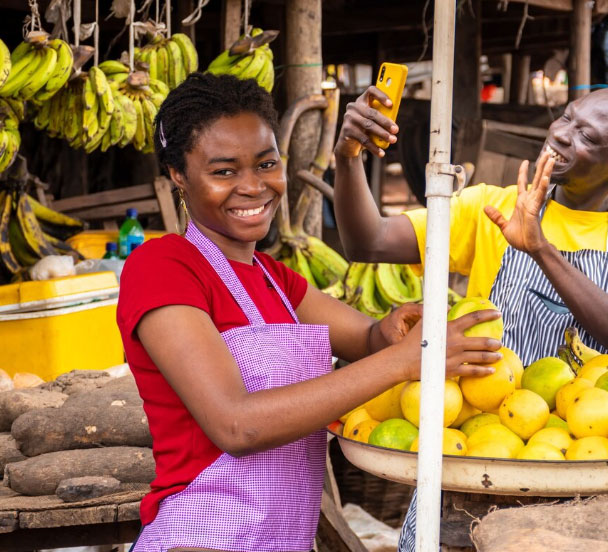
185,222 -> 299,326
253,253 -> 300,323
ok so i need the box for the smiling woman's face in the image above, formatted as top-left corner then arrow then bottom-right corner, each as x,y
170,112 -> 285,258
542,92 -> 608,197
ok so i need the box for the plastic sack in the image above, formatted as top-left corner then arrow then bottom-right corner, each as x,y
29,255 -> 76,281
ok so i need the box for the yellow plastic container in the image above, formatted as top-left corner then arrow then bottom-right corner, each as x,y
0,272 -> 124,381
67,230 -> 167,259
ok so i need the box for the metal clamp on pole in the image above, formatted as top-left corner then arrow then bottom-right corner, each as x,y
425,162 -> 466,197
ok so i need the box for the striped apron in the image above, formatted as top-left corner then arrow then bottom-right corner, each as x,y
399,202 -> 608,552
133,222 -> 331,552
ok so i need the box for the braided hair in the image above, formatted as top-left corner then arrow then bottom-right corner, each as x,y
154,72 -> 279,177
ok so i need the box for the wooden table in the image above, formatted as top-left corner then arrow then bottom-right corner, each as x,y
0,484 -> 146,552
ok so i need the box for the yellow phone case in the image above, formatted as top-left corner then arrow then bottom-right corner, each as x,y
371,62 -> 408,149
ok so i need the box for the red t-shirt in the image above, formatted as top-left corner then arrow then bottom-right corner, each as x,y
117,234 -> 308,525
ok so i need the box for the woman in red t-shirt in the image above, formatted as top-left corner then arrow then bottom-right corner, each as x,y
118,73 -> 501,552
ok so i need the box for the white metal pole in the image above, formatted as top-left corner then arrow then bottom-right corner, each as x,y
415,1 -> 457,551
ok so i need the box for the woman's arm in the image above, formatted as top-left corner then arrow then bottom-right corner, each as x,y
137,299 -> 501,457
333,85 -> 421,263
485,153 -> 608,347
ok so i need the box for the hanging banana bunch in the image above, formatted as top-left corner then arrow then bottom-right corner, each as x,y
100,65 -> 167,153
135,32 -> 198,90
206,28 -> 276,93
0,32 -> 73,103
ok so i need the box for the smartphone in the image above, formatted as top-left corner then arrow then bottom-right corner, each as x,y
370,62 -> 408,149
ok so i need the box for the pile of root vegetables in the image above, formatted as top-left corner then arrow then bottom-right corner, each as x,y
0,370 -> 154,502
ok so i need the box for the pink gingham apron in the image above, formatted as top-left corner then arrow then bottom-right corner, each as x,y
133,222 -> 331,552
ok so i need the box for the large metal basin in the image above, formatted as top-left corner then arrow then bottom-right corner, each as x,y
329,427 -> 608,497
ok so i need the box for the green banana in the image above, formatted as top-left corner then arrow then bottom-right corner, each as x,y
401,264 -> 423,301
375,263 -> 411,306
98,59 -> 129,76
89,66 -> 115,115
206,49 -> 241,72
344,262 -> 367,303
236,48 -> 267,80
321,278 -> 344,299
302,235 -> 348,280
165,39 -> 186,89
557,344 -> 581,374
293,247 -> 316,286
131,97 -> 146,151
155,45 -> 170,85
357,263 -> 387,318
8,216 -> 39,267
0,38 -> 10,90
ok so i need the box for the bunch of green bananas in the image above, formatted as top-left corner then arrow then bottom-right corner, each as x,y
0,188 -> 83,281
280,234 -> 349,299
0,98 -> 23,174
342,262 -> 423,319
206,31 -> 274,93
558,326 -> 606,373
99,63 -> 168,153
134,33 -> 198,90
0,34 -> 73,103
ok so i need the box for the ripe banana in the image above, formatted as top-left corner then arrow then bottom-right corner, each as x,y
171,33 -> 199,74
0,190 -> 21,274
565,326 -> 602,365
557,344 -> 580,374
0,46 -> 41,98
26,194 -> 83,229
15,193 -> 55,258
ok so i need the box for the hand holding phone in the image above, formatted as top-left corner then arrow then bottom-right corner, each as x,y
370,62 -> 408,149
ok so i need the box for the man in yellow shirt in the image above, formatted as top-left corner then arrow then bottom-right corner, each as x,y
333,86 -> 608,552
334,88 -> 608,367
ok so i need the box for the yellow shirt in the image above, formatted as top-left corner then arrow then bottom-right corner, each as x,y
405,184 -> 608,298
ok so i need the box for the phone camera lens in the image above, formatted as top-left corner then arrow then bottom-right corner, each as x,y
379,66 -> 385,82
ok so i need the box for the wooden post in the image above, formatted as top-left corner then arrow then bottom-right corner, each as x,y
285,0 -> 323,237
453,0 -> 481,124
569,0 -> 592,101
502,53 -> 512,104
510,53 -> 531,105
221,0 -> 242,50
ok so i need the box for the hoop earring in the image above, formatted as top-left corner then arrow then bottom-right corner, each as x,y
178,189 -> 189,236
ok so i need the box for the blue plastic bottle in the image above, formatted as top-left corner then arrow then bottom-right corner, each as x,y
102,241 -> 119,259
118,208 -> 145,259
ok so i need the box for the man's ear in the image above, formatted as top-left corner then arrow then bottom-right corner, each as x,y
168,167 -> 186,192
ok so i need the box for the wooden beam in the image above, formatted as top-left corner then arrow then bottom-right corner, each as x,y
221,0 -> 242,50
505,0 -> 573,10
569,0 -> 592,101
510,54 -> 531,105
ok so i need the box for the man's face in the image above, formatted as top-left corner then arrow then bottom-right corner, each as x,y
541,91 -> 608,197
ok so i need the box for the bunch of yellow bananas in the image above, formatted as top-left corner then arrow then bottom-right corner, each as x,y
34,65 -> 115,153
206,30 -> 274,93
99,63 -> 168,153
135,33 -> 198,90
0,98 -> 23,174
0,33 -> 73,103
0,189 -> 83,281
279,235 -> 349,299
